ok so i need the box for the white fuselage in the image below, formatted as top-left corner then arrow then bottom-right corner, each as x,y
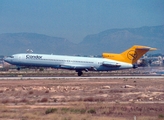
4,53 -> 133,71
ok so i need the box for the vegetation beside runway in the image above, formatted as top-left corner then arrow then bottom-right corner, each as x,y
0,78 -> 164,119
0,102 -> 163,120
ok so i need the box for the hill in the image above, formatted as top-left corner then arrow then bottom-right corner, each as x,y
79,25 -> 164,54
0,33 -> 77,55
0,25 -> 163,55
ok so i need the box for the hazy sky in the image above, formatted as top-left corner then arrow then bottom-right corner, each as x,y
0,0 -> 164,43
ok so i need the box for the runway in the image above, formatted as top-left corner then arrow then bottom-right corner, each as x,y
0,75 -> 164,79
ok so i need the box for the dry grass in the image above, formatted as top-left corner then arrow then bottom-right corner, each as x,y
0,76 -> 164,119
0,101 -> 164,120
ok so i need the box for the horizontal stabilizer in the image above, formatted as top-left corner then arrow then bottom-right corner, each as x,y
136,46 -> 157,51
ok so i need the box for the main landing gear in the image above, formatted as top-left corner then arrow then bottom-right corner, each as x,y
17,67 -> 20,71
76,70 -> 83,76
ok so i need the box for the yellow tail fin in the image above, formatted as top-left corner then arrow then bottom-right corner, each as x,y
102,45 -> 156,64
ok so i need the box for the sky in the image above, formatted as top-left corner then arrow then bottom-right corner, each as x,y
0,0 -> 164,43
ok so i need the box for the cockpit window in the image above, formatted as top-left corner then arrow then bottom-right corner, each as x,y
7,56 -> 14,58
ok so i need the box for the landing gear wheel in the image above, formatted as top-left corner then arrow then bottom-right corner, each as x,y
17,67 -> 20,71
77,71 -> 83,76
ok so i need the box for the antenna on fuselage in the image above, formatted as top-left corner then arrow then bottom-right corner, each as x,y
26,49 -> 33,53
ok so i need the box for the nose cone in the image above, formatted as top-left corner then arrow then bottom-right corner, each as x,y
4,58 -> 9,62
4,57 -> 12,63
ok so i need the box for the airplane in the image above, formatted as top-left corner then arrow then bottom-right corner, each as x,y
4,45 -> 156,76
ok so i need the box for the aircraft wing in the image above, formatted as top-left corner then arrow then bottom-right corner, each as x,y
59,64 -> 97,71
102,61 -> 121,67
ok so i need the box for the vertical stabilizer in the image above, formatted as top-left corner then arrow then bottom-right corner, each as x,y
102,45 -> 156,64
